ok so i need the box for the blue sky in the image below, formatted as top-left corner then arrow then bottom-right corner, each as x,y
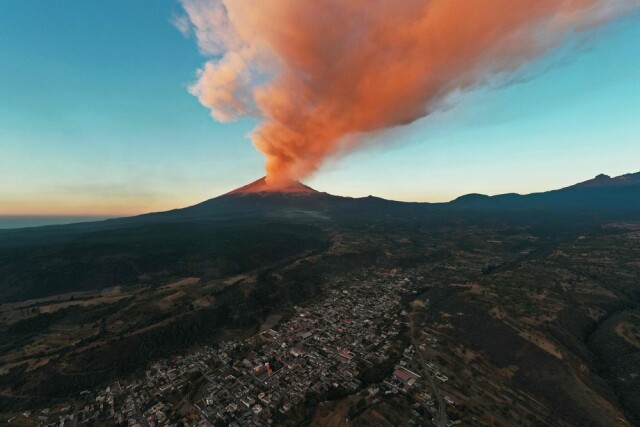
1,1 -> 639,215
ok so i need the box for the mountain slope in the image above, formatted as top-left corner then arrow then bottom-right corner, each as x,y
224,177 -> 319,195
451,172 -> 640,211
568,172 -> 640,188
1,172 -> 639,247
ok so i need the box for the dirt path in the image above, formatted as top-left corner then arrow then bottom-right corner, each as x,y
407,312 -> 448,427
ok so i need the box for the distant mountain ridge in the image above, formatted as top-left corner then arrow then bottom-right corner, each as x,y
450,172 -> 640,211
1,172 -> 639,238
566,172 -> 640,188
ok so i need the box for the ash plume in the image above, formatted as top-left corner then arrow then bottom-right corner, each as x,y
177,0 -> 638,187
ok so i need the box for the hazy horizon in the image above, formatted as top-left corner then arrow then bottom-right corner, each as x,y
0,215 -> 112,230
2,169 -> 637,226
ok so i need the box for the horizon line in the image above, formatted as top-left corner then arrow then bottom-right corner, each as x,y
2,169 -> 636,218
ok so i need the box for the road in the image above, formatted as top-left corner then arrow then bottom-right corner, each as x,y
407,313 -> 448,427
131,394 -> 151,427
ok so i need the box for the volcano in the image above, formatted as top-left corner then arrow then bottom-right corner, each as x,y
224,177 -> 319,196
1,171 -> 639,241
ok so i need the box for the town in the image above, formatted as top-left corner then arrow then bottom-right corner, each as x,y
16,271 -> 455,427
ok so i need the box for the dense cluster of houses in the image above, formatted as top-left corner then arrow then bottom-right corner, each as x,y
194,277 -> 407,426
22,271 -> 454,426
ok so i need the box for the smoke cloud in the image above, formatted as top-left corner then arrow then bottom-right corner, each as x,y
178,0 -> 638,186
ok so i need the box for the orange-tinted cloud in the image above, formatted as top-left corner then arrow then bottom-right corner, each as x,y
179,0 -> 638,186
